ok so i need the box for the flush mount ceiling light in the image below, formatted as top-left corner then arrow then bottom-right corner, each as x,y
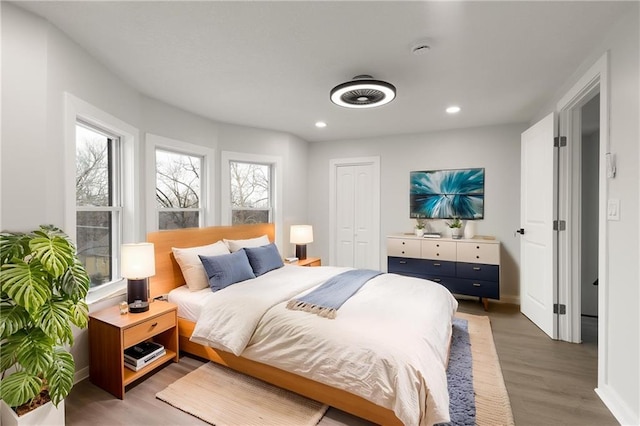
330,75 -> 396,109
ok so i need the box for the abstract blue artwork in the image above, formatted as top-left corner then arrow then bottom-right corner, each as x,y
410,168 -> 485,219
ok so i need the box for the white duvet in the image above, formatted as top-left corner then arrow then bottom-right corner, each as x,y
190,265 -> 458,426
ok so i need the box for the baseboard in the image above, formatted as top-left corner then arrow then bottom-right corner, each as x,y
595,384 -> 638,425
75,366 -> 89,384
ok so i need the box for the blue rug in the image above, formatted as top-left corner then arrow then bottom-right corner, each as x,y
436,318 -> 476,426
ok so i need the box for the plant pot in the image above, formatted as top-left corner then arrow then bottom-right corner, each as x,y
450,228 -> 463,239
415,228 -> 424,237
0,399 -> 65,426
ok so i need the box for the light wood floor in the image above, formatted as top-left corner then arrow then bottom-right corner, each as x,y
66,299 -> 618,425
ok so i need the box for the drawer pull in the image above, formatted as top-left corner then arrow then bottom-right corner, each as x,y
476,255 -> 480,259
436,253 -> 440,256
433,263 -> 441,267
399,260 -> 407,264
151,322 -> 158,327
473,267 -> 481,271
401,251 -> 405,254
402,242 -> 405,245
433,278 -> 441,283
472,283 -> 481,287
476,246 -> 480,249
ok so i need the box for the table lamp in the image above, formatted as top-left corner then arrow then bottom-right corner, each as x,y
290,225 -> 313,260
121,242 -> 155,313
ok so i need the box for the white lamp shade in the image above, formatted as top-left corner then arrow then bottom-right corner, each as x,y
121,243 -> 156,279
290,225 -> 313,244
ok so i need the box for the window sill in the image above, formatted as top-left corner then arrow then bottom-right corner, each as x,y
86,279 -> 127,305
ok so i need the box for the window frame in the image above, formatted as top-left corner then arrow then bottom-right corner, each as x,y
64,93 -> 141,304
145,133 -> 215,232
221,151 -> 283,247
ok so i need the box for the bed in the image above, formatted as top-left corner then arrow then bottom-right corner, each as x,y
147,224 -> 458,425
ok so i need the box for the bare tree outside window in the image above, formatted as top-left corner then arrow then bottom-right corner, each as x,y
76,124 -> 120,288
156,149 -> 202,229
230,161 -> 271,224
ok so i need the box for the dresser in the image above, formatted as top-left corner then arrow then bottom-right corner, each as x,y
387,235 -> 500,310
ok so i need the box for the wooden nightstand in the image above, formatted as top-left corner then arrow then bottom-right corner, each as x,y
89,301 -> 179,399
297,257 -> 321,267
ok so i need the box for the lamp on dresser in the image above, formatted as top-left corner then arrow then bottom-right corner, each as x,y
290,225 -> 313,260
121,242 -> 155,313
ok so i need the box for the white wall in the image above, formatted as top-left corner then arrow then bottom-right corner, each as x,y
1,2 -> 310,381
308,123 -> 525,302
532,8 -> 639,424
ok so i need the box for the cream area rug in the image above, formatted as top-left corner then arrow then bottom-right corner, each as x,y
456,312 -> 515,426
156,362 -> 327,426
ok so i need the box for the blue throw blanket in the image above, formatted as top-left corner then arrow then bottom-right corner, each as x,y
286,269 -> 382,319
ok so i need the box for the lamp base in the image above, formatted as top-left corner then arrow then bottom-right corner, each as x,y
127,278 -> 149,313
129,300 -> 149,313
295,244 -> 307,260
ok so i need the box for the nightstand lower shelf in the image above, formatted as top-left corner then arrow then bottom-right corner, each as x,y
123,349 -> 177,386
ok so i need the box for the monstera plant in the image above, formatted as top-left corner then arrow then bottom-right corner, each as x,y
0,225 -> 89,415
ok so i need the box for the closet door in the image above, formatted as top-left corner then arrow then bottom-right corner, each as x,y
335,163 -> 377,269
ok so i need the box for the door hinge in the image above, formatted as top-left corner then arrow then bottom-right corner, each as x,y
554,136 -> 567,147
553,220 -> 566,231
553,304 -> 566,315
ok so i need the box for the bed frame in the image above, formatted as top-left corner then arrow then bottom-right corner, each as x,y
147,224 -> 402,425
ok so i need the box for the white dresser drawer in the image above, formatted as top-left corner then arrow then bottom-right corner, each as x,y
387,238 -> 421,258
421,240 -> 457,261
456,242 -> 500,265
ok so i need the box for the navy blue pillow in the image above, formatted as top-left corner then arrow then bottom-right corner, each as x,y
199,250 -> 256,292
243,243 -> 284,276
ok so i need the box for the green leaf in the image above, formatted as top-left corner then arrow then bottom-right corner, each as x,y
45,349 -> 75,406
0,370 -> 42,408
59,258 -> 90,299
1,259 -> 51,313
0,338 -> 20,372
37,299 -> 74,344
0,233 -> 30,264
0,301 -> 30,339
29,233 -> 73,278
15,328 -> 54,375
69,300 -> 89,329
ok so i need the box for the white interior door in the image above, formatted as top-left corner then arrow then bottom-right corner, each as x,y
331,158 -> 380,269
520,112 -> 558,339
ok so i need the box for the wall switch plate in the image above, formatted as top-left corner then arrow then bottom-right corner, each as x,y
607,199 -> 620,221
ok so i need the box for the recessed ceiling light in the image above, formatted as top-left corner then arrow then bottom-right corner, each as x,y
446,106 -> 461,114
315,121 -> 327,128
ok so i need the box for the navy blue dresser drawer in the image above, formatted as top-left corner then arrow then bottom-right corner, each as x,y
388,257 -> 456,277
456,263 -> 499,281
451,279 -> 499,299
388,257 -> 425,274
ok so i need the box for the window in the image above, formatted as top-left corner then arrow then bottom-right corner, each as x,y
146,134 -> 215,232
220,152 -> 282,246
75,122 -> 121,288
155,149 -> 203,229
229,161 -> 272,224
65,93 -> 139,303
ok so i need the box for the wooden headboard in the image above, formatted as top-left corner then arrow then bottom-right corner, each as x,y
146,223 -> 275,299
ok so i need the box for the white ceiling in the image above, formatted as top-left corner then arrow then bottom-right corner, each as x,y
17,1 -> 631,142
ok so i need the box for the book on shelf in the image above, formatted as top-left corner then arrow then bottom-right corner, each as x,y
124,349 -> 166,371
124,341 -> 165,368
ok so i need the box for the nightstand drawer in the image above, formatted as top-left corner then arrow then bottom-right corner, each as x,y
387,238 -> 421,258
123,311 -> 176,348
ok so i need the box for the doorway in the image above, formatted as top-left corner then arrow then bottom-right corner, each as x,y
579,94 -> 600,345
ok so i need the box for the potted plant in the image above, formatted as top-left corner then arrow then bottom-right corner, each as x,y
447,217 -> 463,239
0,225 -> 89,425
414,219 -> 425,237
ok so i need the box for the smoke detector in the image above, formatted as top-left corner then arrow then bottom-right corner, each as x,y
330,75 -> 396,109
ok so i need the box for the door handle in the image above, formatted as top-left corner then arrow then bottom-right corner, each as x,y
515,228 -> 525,236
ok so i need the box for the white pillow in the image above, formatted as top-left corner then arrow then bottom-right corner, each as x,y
224,235 -> 270,252
172,241 -> 230,291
